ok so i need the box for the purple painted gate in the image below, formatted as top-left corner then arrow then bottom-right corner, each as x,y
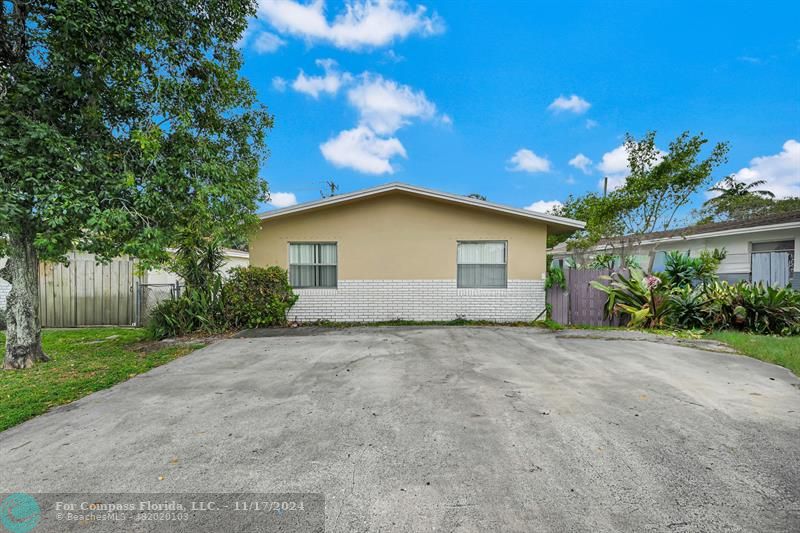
547,268 -> 614,326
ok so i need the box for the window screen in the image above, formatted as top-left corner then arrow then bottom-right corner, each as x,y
289,243 -> 337,288
457,241 -> 507,288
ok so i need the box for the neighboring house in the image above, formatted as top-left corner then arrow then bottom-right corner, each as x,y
550,211 -> 800,289
249,182 -> 584,322
0,249 -> 249,326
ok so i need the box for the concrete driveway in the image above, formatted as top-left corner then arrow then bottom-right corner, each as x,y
1,327 -> 799,532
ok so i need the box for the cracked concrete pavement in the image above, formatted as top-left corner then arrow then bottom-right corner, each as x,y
1,327 -> 798,532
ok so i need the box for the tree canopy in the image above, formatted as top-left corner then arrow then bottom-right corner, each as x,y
553,131 -> 729,251
1,0 -> 271,367
1,0 -> 271,266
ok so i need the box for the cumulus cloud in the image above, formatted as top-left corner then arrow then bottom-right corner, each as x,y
257,0 -> 444,50
253,31 -> 286,53
728,140 -> 800,198
347,73 -> 438,134
585,119 -> 598,129
269,191 -> 298,207
320,126 -> 407,174
288,60 -> 444,174
292,59 -> 352,98
547,94 -> 591,114
597,144 -> 629,176
568,153 -> 592,174
507,149 -> 551,173
525,200 -> 562,213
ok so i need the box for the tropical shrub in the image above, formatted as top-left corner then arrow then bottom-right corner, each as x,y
705,282 -> 800,335
591,268 -> 673,328
545,265 -> 566,290
662,248 -> 726,288
147,235 -> 228,339
589,253 -> 616,270
147,277 -> 225,339
592,269 -> 799,335
221,266 -> 298,329
668,285 -> 709,329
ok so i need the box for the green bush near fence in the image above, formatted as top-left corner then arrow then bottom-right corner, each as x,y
146,266 -> 297,338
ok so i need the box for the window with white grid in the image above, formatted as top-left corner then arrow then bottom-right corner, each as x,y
289,243 -> 337,288
457,241 -> 507,288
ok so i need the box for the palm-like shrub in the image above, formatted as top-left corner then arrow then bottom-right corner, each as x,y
662,249 -> 725,288
590,262 -> 800,335
668,285 -> 709,329
591,268 -> 673,328
705,282 -> 800,335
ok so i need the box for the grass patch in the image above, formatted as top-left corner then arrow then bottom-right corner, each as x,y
0,328 -> 204,432
708,331 -> 800,376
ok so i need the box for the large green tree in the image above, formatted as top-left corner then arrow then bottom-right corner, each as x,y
554,131 -> 729,258
1,1 -> 271,368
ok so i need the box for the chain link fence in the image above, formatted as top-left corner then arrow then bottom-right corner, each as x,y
135,282 -> 182,326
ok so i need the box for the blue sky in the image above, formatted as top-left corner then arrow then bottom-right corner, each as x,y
239,0 -> 800,218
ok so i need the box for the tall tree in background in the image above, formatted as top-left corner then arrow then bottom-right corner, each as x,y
697,176 -> 778,222
707,175 -> 775,200
0,1 -> 271,368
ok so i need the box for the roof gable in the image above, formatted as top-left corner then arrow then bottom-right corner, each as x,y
259,182 -> 585,233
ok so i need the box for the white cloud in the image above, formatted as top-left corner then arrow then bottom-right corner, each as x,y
568,153 -> 592,174
597,144 -> 629,177
585,119 -> 598,129
269,191 -> 298,207
292,59 -> 352,98
320,125 -> 407,174
257,0 -> 444,50
288,61 -> 444,174
729,140 -> 800,198
253,31 -> 286,53
548,94 -> 591,114
272,76 -> 288,91
507,149 -> 551,173
525,200 -> 562,213
347,73 -> 437,134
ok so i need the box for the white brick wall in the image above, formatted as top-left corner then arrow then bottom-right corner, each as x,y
289,279 -> 545,322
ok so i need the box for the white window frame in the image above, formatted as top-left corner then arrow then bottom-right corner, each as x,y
288,242 -> 338,289
456,240 -> 508,289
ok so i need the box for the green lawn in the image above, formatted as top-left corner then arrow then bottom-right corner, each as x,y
709,331 -> 800,376
0,328 -> 204,432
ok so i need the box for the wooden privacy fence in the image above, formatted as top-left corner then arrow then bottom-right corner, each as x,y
38,257 -> 138,327
547,268 -> 617,326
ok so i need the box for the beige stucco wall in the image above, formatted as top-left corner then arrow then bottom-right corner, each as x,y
250,191 -> 549,280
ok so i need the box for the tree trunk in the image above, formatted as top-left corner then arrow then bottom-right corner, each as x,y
2,231 -> 48,369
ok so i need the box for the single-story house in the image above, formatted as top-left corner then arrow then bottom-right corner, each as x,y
549,211 -> 800,289
249,182 -> 585,322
